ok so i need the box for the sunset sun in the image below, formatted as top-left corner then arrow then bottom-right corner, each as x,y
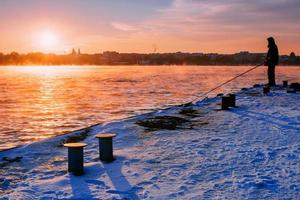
38,31 -> 58,49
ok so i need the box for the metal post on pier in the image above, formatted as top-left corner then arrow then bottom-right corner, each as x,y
228,94 -> 236,107
96,133 -> 116,162
64,143 -> 87,176
221,96 -> 231,110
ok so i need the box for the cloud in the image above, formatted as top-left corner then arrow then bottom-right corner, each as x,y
155,0 -> 300,30
111,22 -> 137,32
127,0 -> 300,53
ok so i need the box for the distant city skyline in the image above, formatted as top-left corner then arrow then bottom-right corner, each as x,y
1,0 -> 300,54
1,50 -> 299,66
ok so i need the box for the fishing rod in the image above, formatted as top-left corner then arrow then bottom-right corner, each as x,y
187,63 -> 265,104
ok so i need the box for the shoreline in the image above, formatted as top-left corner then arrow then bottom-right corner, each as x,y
0,91 -> 199,156
1,84 -> 300,199
0,95 -> 189,153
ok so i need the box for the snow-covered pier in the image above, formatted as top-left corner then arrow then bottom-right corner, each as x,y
1,85 -> 300,199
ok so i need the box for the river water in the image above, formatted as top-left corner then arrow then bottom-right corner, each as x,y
0,65 -> 299,150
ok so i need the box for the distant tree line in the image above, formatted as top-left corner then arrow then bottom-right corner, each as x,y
0,51 -> 299,66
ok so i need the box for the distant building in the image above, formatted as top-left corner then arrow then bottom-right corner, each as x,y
234,51 -> 251,62
103,51 -> 119,58
280,55 -> 289,63
138,60 -> 150,65
207,53 -> 219,60
191,53 -> 204,57
289,52 -> 297,63
102,51 -> 120,64
71,48 -> 77,56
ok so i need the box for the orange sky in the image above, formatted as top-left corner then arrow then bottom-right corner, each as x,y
0,0 -> 299,55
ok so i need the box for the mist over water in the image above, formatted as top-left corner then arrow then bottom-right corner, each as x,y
0,65 -> 299,150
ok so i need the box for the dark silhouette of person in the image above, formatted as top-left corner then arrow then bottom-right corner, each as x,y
265,37 -> 279,86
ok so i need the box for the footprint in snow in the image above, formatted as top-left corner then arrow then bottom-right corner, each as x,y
268,151 -> 277,160
106,189 -> 131,195
85,179 -> 106,187
287,153 -> 297,160
239,176 -> 278,191
288,122 -> 299,126
136,181 -> 153,187
275,146 -> 288,152
168,185 -> 189,198
251,151 -> 266,163
254,179 -> 278,190
210,138 -> 221,142
150,183 -> 160,190
289,184 -> 300,192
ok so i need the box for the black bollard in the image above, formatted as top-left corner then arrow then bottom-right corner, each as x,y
263,86 -> 270,94
290,83 -> 300,91
287,87 -> 296,93
283,81 -> 288,88
228,94 -> 236,107
221,96 -> 231,110
64,143 -> 87,176
96,133 -> 116,162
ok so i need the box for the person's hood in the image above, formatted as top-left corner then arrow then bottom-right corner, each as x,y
268,37 -> 276,48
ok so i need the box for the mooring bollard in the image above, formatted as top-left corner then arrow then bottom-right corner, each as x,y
64,143 -> 87,176
287,87 -> 296,93
228,94 -> 236,107
263,86 -> 270,94
96,133 -> 116,162
283,80 -> 288,88
221,96 -> 231,110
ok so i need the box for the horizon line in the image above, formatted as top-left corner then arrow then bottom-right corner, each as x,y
1,50 -> 297,56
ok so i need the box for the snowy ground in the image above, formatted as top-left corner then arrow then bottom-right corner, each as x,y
1,85 -> 300,199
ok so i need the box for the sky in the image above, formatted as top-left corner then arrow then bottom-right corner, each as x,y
0,0 -> 299,54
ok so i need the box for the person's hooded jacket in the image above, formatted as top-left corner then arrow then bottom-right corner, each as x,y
266,37 -> 279,66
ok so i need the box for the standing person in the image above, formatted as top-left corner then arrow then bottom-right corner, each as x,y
265,37 -> 279,86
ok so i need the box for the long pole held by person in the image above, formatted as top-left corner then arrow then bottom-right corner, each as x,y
188,63 -> 265,104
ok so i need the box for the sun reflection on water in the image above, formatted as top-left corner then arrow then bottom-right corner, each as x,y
0,66 -> 300,150
10,66 -> 86,77
4,66 -> 89,142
